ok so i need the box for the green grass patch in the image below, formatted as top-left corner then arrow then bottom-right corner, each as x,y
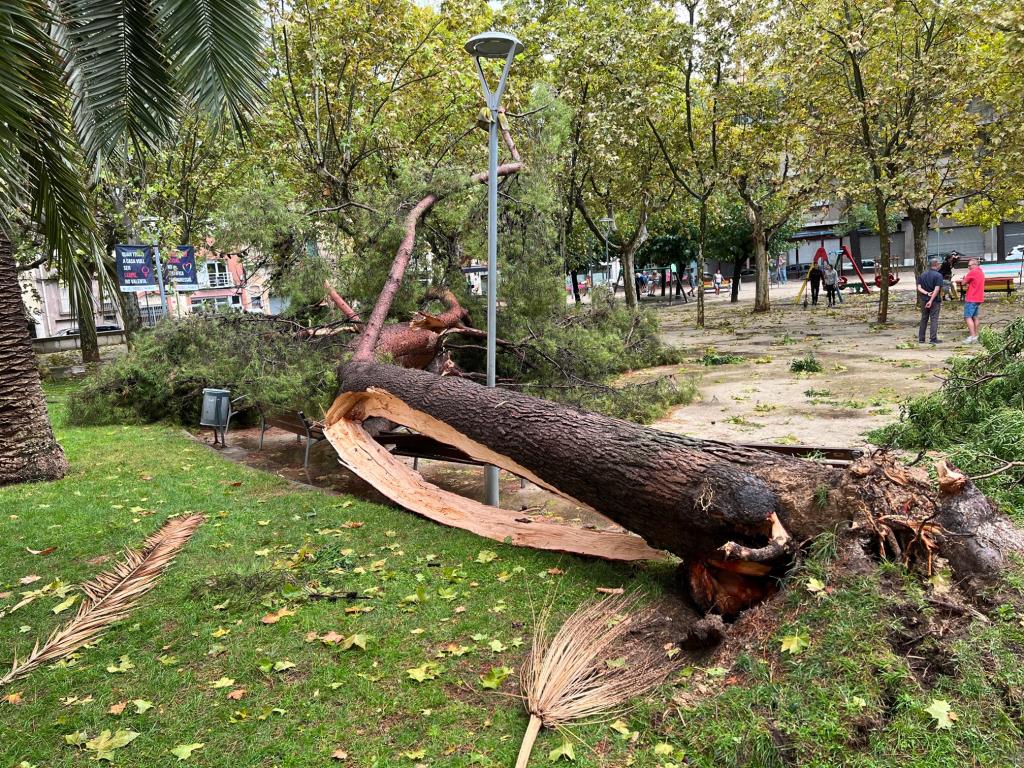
2,387 -> 1024,766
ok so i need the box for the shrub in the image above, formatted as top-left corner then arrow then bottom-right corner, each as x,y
698,347 -> 745,366
790,353 -> 823,373
67,314 -> 344,426
870,320 -> 1024,518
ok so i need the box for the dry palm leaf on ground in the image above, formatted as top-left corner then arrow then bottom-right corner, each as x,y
515,592 -> 679,767
0,514 -> 204,688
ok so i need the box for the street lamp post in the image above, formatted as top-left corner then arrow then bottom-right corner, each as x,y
465,31 -> 524,508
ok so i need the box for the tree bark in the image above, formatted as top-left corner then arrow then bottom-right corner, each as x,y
696,202 -> 707,328
874,190 -> 891,324
0,236 -> 69,485
334,361 -> 1020,612
621,244 -> 639,309
750,214 -> 770,313
908,206 -> 930,308
78,269 -> 100,364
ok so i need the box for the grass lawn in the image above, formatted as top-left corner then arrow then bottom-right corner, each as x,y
2,384 -> 1024,767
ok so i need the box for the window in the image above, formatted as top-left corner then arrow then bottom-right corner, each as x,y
139,305 -> 165,326
190,295 -> 242,312
203,261 -> 232,288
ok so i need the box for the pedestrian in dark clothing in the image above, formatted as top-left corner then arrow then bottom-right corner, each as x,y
917,257 -> 944,344
809,263 -> 822,306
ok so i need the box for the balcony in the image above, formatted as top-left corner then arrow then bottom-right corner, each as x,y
198,269 -> 234,289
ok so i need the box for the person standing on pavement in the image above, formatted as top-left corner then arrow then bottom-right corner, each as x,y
808,263 -> 822,306
823,263 -> 839,307
917,257 -> 944,344
961,258 -> 985,343
713,268 -> 723,296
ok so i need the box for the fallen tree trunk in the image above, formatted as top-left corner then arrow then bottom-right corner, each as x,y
330,361 -> 1023,613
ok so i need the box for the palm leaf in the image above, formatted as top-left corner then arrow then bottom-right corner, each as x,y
156,0 -> 265,136
53,0 -> 179,168
0,514 -> 204,688
0,0 -> 101,304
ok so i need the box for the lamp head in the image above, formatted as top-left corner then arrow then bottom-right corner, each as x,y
465,31 -> 524,59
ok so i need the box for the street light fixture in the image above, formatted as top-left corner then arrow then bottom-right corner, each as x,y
465,30 -> 523,508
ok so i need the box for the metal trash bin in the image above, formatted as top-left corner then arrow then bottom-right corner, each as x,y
200,388 -> 231,446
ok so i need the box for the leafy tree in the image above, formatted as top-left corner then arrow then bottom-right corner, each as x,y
647,0 -> 733,328
779,0 -> 1002,323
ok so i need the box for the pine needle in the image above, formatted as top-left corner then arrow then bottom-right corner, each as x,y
1,514 -> 204,689
515,592 -> 678,768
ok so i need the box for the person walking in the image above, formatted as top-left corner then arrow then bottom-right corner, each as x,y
684,268 -> 696,298
713,268 -> 723,296
961,257 -> 985,343
823,263 -> 839,307
940,252 -> 960,300
776,255 -> 788,284
917,257 -> 944,344
808,263 -> 822,306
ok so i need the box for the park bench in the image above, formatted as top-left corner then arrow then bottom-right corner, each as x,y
954,262 -> 1021,298
257,407 -> 326,469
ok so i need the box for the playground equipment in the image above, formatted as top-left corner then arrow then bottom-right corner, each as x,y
834,245 -> 872,294
794,245 -> 873,304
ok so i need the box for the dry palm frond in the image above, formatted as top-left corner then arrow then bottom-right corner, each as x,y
515,592 -> 678,768
0,514 -> 204,689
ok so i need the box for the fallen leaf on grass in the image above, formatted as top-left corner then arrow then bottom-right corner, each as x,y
85,729 -> 139,760
479,666 -> 512,690
549,740 -> 575,761
331,749 -> 349,761
341,634 -> 368,651
261,608 -> 296,624
3,692 -> 23,705
132,700 -> 153,714
107,701 -> 127,715
52,594 -> 79,614
406,662 -> 440,682
170,743 -> 205,760
595,587 -> 624,595
546,568 -> 565,575
18,575 -> 41,585
210,677 -> 235,689
780,633 -> 810,655
475,550 -> 498,564
106,655 -> 134,673
26,546 -> 56,556
925,699 -> 958,729
227,688 -> 246,700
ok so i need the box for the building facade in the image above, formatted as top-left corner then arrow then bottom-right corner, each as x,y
20,249 -> 278,339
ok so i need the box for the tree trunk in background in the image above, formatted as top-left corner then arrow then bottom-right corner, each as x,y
78,270 -> 100,364
908,206 -> 929,308
751,217 -> 770,313
696,202 -> 707,327
730,252 -> 743,303
621,246 -> 638,309
874,190 -> 891,324
570,270 -> 581,304
0,237 -> 68,485
118,290 -> 142,344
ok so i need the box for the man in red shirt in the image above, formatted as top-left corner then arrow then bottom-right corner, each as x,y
961,258 -> 985,343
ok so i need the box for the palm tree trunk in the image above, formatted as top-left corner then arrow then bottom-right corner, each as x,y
0,236 -> 68,485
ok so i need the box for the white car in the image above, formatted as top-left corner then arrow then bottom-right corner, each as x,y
1008,245 -> 1024,261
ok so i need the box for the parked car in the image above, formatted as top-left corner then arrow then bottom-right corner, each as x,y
1008,245 -> 1024,261
58,325 -> 122,336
